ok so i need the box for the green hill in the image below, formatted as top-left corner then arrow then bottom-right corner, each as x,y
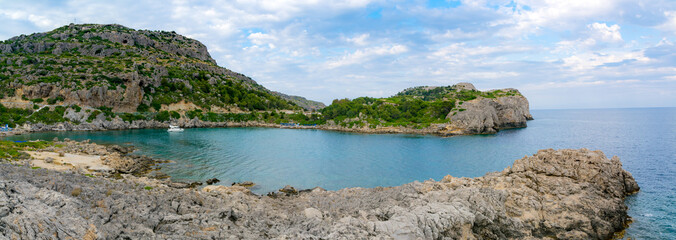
0,24 -> 326,127
320,84 -> 523,129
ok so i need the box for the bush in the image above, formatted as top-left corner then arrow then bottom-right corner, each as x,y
169,111 -> 180,119
47,96 -> 65,104
154,111 -> 171,122
87,110 -> 101,122
119,113 -> 147,123
70,105 -> 82,112
136,103 -> 150,112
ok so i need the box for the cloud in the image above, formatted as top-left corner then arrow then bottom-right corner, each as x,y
659,11 -> 676,33
248,32 -> 277,46
346,33 -> 370,46
555,22 -> 624,52
588,22 -> 622,43
499,0 -> 618,37
325,44 -> 409,68
1,0 -> 676,108
561,51 -> 648,71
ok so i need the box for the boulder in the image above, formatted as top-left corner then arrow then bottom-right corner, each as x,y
206,178 -> 220,185
279,185 -> 298,195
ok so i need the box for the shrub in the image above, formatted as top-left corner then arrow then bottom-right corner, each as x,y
154,111 -> 171,122
169,111 -> 180,119
136,103 -> 150,112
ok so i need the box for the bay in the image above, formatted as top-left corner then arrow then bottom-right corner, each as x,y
6,108 -> 675,239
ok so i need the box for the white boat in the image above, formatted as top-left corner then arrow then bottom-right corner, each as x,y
167,125 -> 184,132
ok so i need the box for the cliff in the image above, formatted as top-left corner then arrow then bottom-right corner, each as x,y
448,88 -> 533,135
0,148 -> 638,239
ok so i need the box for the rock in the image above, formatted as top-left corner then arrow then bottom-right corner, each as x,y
232,181 -> 255,188
454,82 -> 477,91
107,145 -> 132,154
449,94 -> 533,134
58,151 -> 65,157
44,157 -> 54,163
279,185 -> 298,195
166,181 -> 192,189
202,185 -> 251,194
304,207 -> 323,219
0,149 -> 638,239
206,178 -> 220,185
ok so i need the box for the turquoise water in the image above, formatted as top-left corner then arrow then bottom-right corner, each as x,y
4,108 -> 675,239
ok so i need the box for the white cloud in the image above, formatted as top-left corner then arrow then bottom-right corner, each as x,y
588,22 -> 622,43
430,28 -> 487,41
555,22 -> 624,52
325,44 -> 409,68
248,32 -> 277,45
561,51 -> 648,71
659,11 -> 676,33
498,0 -> 618,37
346,33 -> 369,46
0,9 -> 57,28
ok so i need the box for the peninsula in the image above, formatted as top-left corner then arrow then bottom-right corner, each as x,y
0,24 -> 531,136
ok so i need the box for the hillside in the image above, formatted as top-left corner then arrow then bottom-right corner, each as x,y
0,24 -> 530,136
0,24 -> 323,127
319,82 -> 533,135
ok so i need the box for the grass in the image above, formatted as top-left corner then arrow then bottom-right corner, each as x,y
0,140 -> 53,161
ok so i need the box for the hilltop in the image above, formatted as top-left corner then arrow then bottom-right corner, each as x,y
0,23 -> 323,127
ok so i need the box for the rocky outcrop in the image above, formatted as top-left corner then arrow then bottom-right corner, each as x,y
0,148 -> 638,239
449,86 -> 533,134
1,24 -> 214,64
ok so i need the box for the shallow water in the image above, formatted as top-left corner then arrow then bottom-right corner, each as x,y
5,108 -> 675,239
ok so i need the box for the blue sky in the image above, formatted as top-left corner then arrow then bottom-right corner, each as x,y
1,0 -> 675,109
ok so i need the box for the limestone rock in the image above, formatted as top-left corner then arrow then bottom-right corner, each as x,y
449,94 -> 533,134
0,149 -> 637,239
454,82 -> 477,91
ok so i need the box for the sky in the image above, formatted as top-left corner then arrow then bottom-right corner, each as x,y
1,0 -> 676,109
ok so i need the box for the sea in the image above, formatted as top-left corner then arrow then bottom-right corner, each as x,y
5,108 -> 675,239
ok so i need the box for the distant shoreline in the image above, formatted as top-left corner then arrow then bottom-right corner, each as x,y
1,120 -> 531,138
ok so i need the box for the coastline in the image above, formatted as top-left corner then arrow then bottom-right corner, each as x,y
1,117 -> 531,138
0,142 -> 639,239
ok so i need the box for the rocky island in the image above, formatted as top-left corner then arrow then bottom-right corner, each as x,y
0,24 -> 531,137
0,139 -> 638,239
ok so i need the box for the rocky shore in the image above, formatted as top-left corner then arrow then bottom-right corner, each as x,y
0,147 -> 638,239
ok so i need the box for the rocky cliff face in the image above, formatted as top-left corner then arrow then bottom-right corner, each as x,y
0,148 -> 638,239
448,86 -> 533,134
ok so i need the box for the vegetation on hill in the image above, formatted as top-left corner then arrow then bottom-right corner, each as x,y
0,24 -> 319,115
0,24 -> 524,131
319,86 -> 522,128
